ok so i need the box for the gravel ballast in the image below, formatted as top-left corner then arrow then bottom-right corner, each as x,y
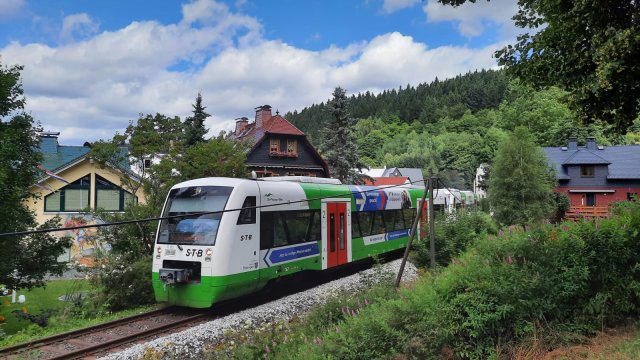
99,259 -> 419,360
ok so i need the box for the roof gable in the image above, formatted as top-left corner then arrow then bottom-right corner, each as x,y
544,144 -> 640,180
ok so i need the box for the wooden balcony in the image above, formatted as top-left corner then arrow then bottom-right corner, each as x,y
564,206 -> 609,221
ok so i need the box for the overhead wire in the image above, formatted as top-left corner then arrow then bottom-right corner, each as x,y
0,177 -> 429,238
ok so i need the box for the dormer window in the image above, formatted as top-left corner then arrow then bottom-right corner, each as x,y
270,138 -> 279,153
287,139 -> 297,155
580,165 -> 595,178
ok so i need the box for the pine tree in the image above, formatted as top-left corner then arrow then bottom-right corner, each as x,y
183,92 -> 210,146
321,87 -> 367,183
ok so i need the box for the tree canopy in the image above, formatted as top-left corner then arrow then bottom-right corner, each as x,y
0,63 -> 70,290
439,0 -> 640,132
183,92 -> 210,146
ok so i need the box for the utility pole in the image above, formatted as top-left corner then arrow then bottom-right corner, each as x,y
429,177 -> 437,270
395,178 -> 429,288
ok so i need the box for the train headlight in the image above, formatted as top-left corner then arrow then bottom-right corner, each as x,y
156,246 -> 162,259
205,248 -> 212,256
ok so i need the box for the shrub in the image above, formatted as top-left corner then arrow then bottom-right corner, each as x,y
412,210 -> 497,268
94,255 -> 155,311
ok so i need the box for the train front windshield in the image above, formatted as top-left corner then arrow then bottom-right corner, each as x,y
157,186 -> 233,245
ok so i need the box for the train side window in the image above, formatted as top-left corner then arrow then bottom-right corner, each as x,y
308,210 -> 321,241
371,211 -> 386,235
403,208 -> 415,229
383,211 -> 397,231
260,212 -> 274,250
273,213 -> 289,247
281,211 -> 311,244
358,211 -> 373,237
237,196 -> 256,224
352,211 -> 362,238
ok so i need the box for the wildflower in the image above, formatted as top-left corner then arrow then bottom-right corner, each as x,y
364,298 -> 369,306
265,345 -> 270,354
351,309 -> 356,317
335,325 -> 340,333
506,255 -> 513,265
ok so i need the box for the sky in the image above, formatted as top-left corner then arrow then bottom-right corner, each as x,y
0,0 -> 520,145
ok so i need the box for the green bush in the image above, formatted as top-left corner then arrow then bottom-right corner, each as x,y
232,201 -> 640,359
94,255 -> 155,311
412,210 -> 497,268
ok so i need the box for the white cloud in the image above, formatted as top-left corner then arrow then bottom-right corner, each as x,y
60,13 -> 99,43
423,0 -> 518,38
381,0 -> 420,14
0,0 -> 502,145
0,0 -> 25,20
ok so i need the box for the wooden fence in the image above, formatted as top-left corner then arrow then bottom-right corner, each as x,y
564,206 -> 609,221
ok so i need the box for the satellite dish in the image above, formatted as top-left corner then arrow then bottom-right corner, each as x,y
251,170 -> 257,179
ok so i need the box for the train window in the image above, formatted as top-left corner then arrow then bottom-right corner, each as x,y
357,211 -> 373,237
273,213 -> 288,247
282,211 -> 311,245
339,213 -> 345,250
383,211 -> 397,231
329,214 -> 336,252
237,196 -> 256,225
403,208 -> 415,228
352,212 -> 363,238
157,186 -> 232,245
260,212 -> 274,250
308,210 -> 321,242
371,211 -> 386,235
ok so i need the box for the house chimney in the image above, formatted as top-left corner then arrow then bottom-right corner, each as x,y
38,131 -> 60,154
255,105 -> 272,128
235,117 -> 249,135
586,137 -> 597,150
568,136 -> 578,150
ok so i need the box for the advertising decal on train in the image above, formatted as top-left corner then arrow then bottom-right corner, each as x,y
261,242 -> 320,267
349,186 -> 412,211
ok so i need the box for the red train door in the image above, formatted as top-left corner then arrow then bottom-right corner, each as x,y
326,202 -> 348,268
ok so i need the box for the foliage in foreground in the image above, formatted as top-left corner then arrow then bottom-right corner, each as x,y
214,201 -> 640,359
92,255 -> 155,312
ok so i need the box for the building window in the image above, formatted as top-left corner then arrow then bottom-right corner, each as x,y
95,175 -> 137,211
255,170 -> 276,178
580,165 -> 595,177
628,192 -> 638,201
287,139 -> 297,154
44,175 -> 91,212
270,138 -> 279,153
143,158 -> 152,169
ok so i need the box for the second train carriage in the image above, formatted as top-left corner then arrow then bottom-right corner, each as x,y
152,176 -> 426,308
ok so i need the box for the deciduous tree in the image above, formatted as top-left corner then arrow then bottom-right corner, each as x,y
439,0 -> 640,132
0,63 -> 70,290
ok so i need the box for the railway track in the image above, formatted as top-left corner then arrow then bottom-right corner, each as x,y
0,307 -> 215,359
0,256 -> 394,359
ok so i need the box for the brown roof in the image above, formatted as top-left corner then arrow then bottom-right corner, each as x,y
363,177 -> 409,186
235,114 -> 304,143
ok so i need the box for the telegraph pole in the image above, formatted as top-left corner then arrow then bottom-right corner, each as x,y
395,178 -> 429,288
429,177 -> 436,270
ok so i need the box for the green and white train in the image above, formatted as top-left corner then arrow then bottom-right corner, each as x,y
152,176 -> 426,308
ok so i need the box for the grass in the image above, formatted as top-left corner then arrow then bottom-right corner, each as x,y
0,279 -> 91,335
0,279 -> 159,348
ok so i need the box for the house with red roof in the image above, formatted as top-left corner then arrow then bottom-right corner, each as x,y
230,105 -> 329,177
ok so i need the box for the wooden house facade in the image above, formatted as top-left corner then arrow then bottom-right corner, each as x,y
229,105 -> 329,177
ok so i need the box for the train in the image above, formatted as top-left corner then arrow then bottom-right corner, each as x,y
152,176 -> 426,308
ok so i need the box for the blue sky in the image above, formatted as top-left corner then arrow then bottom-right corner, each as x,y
0,0 -> 519,144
